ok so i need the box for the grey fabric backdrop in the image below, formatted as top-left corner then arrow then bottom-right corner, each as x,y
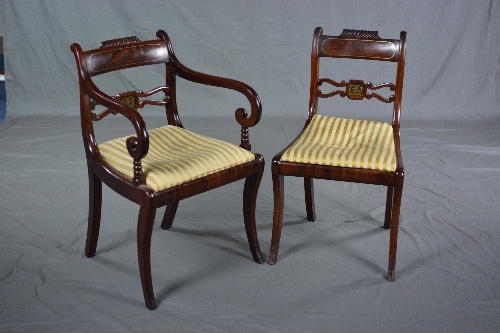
1,0 -> 499,120
1,1 -> 500,332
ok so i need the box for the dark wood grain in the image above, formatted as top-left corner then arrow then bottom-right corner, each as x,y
71,30 -> 265,310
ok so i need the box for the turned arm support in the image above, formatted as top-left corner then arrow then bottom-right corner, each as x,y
173,63 -> 262,150
92,84 -> 149,186
72,43 -> 149,186
87,82 -> 149,185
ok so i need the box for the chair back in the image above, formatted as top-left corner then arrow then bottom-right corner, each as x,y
308,27 -> 406,129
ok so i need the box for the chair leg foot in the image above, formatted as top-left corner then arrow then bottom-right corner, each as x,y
161,202 -> 179,230
387,178 -> 403,282
268,165 -> 284,265
137,189 -> 158,310
144,295 -> 157,310
384,185 -> 394,229
85,169 -> 102,258
304,177 -> 316,222
243,156 -> 265,264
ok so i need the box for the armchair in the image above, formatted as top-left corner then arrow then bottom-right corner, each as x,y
71,30 -> 264,310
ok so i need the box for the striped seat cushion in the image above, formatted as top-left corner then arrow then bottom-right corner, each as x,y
281,115 -> 396,172
98,125 -> 255,191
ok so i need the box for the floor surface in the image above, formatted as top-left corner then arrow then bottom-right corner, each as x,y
1,115 -> 499,332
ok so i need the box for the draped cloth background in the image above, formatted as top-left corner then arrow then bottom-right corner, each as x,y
1,1 -> 500,332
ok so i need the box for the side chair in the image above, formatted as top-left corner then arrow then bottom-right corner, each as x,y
268,27 -> 406,282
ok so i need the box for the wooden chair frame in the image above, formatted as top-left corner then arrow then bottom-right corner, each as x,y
268,27 -> 406,282
71,30 -> 264,310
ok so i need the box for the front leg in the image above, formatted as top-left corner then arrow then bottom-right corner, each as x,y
242,155 -> 265,264
137,188 -> 158,310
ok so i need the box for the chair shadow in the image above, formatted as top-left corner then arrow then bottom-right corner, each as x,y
96,228 -> 136,254
154,260 -> 243,306
276,217 -> 389,278
92,221 -> 262,308
154,227 -> 263,306
167,225 -> 258,261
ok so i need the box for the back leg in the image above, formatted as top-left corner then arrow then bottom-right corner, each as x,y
85,169 -> 102,258
384,185 -> 394,229
387,176 -> 403,282
304,177 -> 316,222
161,202 -> 179,230
268,162 -> 284,265
242,155 -> 265,264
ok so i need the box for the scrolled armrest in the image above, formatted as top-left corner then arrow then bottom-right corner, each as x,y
156,30 -> 262,128
176,64 -> 262,128
86,83 -> 149,160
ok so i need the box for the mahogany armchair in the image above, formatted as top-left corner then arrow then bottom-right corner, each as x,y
268,27 -> 406,282
71,30 -> 264,310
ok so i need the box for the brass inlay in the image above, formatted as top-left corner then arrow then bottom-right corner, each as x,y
121,95 -> 137,109
317,79 -> 394,103
348,84 -> 364,97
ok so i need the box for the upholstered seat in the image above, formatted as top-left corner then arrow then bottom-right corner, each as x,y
99,125 -> 255,191
281,115 -> 396,172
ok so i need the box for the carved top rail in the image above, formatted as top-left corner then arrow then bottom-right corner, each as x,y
319,29 -> 400,62
84,36 -> 169,77
91,86 -> 170,121
339,29 -> 381,39
100,36 -> 141,48
317,79 -> 395,103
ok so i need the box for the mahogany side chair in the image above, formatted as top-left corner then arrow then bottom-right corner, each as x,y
268,27 -> 406,282
70,30 -> 265,310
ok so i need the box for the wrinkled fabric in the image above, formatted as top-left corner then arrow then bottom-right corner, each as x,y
0,1 -> 499,121
0,116 -> 499,332
1,0 -> 500,332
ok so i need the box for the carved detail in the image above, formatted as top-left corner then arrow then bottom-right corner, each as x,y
317,79 -> 347,98
133,158 -> 145,186
100,36 -> 141,48
121,94 -> 137,108
240,127 -> 250,150
346,80 -> 366,100
238,109 -> 251,150
91,86 -> 170,121
91,108 -> 118,121
339,29 -> 381,39
365,82 -> 396,103
317,79 -> 395,103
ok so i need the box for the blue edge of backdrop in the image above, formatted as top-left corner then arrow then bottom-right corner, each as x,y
0,55 -> 5,123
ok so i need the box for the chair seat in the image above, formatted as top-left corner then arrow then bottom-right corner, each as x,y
99,125 -> 255,191
280,115 -> 396,172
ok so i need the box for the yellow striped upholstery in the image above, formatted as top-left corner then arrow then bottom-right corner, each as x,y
281,115 -> 396,172
98,125 -> 255,191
